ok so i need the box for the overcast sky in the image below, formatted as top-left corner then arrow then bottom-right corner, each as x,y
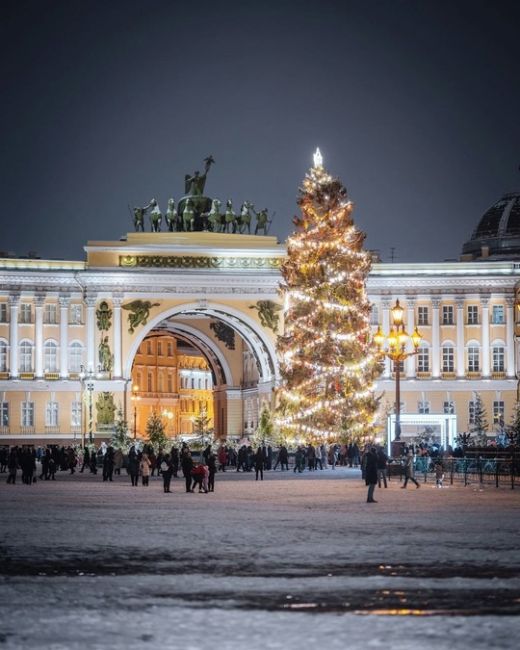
1,0 -> 519,262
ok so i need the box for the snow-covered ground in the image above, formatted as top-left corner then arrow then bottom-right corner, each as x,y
1,468 -> 519,649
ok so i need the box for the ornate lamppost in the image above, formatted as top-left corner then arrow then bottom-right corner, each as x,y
131,384 -> 141,441
373,300 -> 422,456
79,365 -> 95,446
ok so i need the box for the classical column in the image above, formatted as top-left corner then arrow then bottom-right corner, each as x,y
8,295 -> 20,378
85,295 -> 97,372
381,299 -> 391,378
405,296 -> 416,378
456,297 -> 465,378
481,296 -> 490,378
112,295 -> 123,379
59,295 -> 70,378
431,297 -> 441,378
34,294 -> 45,378
506,296 -> 515,378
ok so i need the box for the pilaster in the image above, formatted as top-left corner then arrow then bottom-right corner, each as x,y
9,295 -> 20,378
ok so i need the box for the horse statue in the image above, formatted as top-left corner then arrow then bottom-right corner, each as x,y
237,201 -> 254,234
253,207 -> 272,235
224,199 -> 237,233
165,198 -> 177,232
149,198 -> 162,232
182,198 -> 195,232
204,198 -> 223,232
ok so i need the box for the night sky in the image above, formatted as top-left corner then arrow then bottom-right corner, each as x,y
1,0 -> 519,263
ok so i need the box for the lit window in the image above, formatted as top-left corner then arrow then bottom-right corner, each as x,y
46,401 -> 59,427
492,346 -> 505,373
21,401 -> 34,427
71,401 -> 82,427
158,342 -> 163,356
467,346 -> 480,372
19,341 -> 33,372
492,305 -> 504,324
442,346 -> 454,373
44,341 -> 58,372
493,401 -> 505,425
0,401 -> 9,426
68,342 -> 83,373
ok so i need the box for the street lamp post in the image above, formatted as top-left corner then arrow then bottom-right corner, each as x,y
374,299 -> 422,456
79,366 -> 95,447
131,384 -> 140,441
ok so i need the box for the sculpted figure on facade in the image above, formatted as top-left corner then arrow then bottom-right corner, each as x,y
98,336 -> 113,373
96,392 -> 116,427
96,301 -> 112,331
249,300 -> 282,332
122,300 -> 161,334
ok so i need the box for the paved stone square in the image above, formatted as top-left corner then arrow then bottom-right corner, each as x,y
1,468 -> 519,649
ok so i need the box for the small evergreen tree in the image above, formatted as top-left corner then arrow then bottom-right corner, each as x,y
193,404 -> 213,460
111,408 -> 131,451
508,401 -> 520,446
470,393 -> 489,446
253,403 -> 275,447
146,411 -> 168,452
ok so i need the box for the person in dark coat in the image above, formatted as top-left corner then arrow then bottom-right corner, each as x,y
80,447 -> 90,473
376,446 -> 388,488
160,454 -> 173,493
102,446 -> 115,482
89,447 -> 98,474
170,446 -> 179,478
40,448 -> 51,480
365,446 -> 378,503
207,452 -> 216,492
254,447 -> 264,481
181,452 -> 194,492
127,446 -> 139,486
273,445 -> 289,471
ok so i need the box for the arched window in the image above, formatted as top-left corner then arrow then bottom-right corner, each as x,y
19,341 -> 34,372
417,343 -> 430,373
467,345 -> 480,372
0,340 -> 8,372
492,345 -> 505,373
44,340 -> 58,372
68,341 -> 83,373
442,344 -> 454,373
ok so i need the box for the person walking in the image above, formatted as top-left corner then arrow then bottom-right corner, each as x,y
113,448 -> 124,475
207,452 -> 216,492
40,448 -> 51,480
376,446 -> 388,488
7,447 -> 18,484
89,447 -> 98,475
127,446 -> 139,487
273,444 -> 289,471
171,446 -> 179,478
140,452 -> 151,486
254,447 -> 264,481
401,450 -> 421,489
80,447 -> 90,473
365,445 -> 378,503
102,446 -> 114,482
217,445 -> 227,472
160,454 -> 173,493
181,451 -> 194,493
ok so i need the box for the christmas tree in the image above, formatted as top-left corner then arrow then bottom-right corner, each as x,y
277,149 -> 380,440
253,403 -> 275,447
111,408 -> 131,451
146,411 -> 168,452
470,393 -> 488,446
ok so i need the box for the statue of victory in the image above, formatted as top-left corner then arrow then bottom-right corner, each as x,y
184,155 -> 215,196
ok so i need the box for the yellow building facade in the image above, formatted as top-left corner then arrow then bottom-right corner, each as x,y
0,190 -> 520,449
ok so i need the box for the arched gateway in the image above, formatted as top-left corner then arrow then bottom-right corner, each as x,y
86,230 -> 285,442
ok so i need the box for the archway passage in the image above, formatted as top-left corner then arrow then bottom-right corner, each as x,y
128,310 -> 270,442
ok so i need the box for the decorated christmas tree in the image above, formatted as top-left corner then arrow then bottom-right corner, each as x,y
277,149 -> 380,440
146,411 -> 168,452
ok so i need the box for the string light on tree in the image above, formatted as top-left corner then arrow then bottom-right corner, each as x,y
276,149 -> 381,440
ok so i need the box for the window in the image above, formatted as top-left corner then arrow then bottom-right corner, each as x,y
70,304 -> 82,324
468,346 -> 480,372
45,401 -> 59,427
418,401 -> 430,414
191,377 -> 195,389
468,401 -> 476,425
157,342 -> 163,356
19,304 -> 32,324
44,304 -> 57,324
158,374 -> 163,392
71,401 -> 82,427
146,341 -> 152,355
492,346 -> 505,373
492,305 -> 504,324
167,341 -> 173,356
417,346 -> 430,372
44,341 -> 58,372
21,401 -> 34,427
19,341 -> 33,372
68,342 -> 83,373
167,373 -> 173,393
147,372 -> 153,392
443,401 -> 455,414
0,340 -> 7,372
0,304 -> 8,323
467,305 -> 479,325
442,305 -> 454,325
493,401 -> 505,425
442,346 -> 454,373
198,378 -> 202,389
418,306 -> 429,326
1,402 -> 9,426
